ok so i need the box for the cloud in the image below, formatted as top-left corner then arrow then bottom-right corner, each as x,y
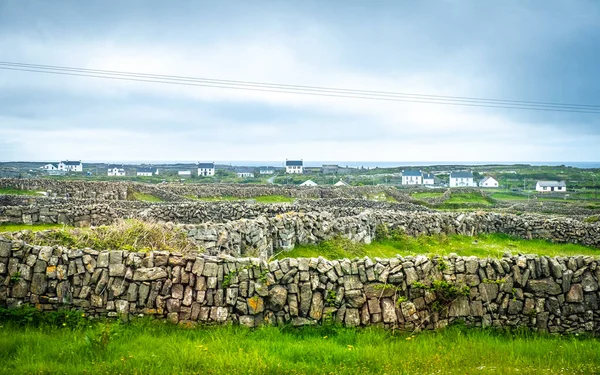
0,0 -> 599,162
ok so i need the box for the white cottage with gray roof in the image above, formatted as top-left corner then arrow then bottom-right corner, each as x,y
536,181 -> 566,192
450,171 -> 476,187
197,162 -> 215,177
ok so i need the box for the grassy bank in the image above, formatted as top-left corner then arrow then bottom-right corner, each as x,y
0,319 -> 598,375
275,234 -> 599,260
0,187 -> 41,196
2,220 -> 198,253
190,195 -> 295,203
0,223 -> 68,232
411,191 -> 445,199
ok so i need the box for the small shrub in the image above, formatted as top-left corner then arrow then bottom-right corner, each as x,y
9,271 -> 21,284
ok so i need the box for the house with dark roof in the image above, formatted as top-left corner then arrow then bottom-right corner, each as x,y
58,160 -> 83,172
449,171 -> 475,187
536,180 -> 566,193
423,173 -> 435,185
197,162 -> 215,177
479,176 -> 499,188
285,160 -> 303,174
402,170 -> 423,185
107,164 -> 126,177
136,167 -> 158,177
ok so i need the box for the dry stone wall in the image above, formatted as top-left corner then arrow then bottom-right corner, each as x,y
1,236 -> 598,334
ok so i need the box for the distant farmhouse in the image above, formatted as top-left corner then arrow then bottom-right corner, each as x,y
322,164 -> 353,174
322,165 -> 340,174
449,171 -> 476,187
334,180 -> 349,187
40,163 -> 63,175
178,170 -> 192,177
536,180 -> 566,193
423,173 -> 435,185
286,160 -> 303,174
479,176 -> 499,188
59,160 -> 83,172
401,170 -> 423,185
136,167 -> 158,177
300,179 -> 317,186
236,169 -> 254,178
258,166 -> 275,175
107,164 -> 126,177
41,160 -> 82,174
197,162 -> 215,177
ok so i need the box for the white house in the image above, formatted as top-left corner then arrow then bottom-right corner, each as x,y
423,173 -> 435,185
107,165 -> 126,176
479,176 -> 499,188
197,162 -> 215,177
449,171 -> 476,187
259,166 -> 275,175
236,172 -> 255,178
536,181 -> 567,193
334,180 -> 349,187
300,179 -> 317,186
178,170 -> 192,177
41,163 -> 58,171
402,170 -> 423,185
136,167 -> 158,177
58,160 -> 83,172
286,160 -> 303,174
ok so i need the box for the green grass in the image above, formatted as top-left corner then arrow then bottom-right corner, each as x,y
0,223 -> 69,232
491,192 -> 529,201
190,195 -> 294,203
254,195 -> 295,203
0,320 -> 598,375
131,192 -> 163,202
444,192 -> 492,205
411,192 -> 445,199
275,234 -> 599,260
0,187 -> 42,196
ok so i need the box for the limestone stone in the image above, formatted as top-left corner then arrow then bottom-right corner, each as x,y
268,285 -> 288,311
566,284 -> 584,303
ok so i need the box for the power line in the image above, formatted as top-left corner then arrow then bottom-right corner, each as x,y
1,61 -> 599,113
2,61 -> 599,110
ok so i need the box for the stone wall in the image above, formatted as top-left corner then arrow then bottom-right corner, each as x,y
0,199 -> 428,227
1,236 -> 598,334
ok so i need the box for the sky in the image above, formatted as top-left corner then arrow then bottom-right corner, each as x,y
1,0 -> 599,163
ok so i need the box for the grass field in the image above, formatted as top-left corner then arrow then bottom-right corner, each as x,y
274,234 -> 600,260
411,191 -> 445,199
0,223 -> 68,232
191,195 -> 295,203
0,187 -> 42,196
0,320 -> 598,375
130,192 -> 163,202
491,192 -> 529,201
444,192 -> 492,205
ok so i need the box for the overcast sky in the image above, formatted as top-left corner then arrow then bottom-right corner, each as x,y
1,0 -> 599,163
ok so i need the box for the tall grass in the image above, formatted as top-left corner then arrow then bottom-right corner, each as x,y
0,320 -> 598,374
9,219 -> 200,253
